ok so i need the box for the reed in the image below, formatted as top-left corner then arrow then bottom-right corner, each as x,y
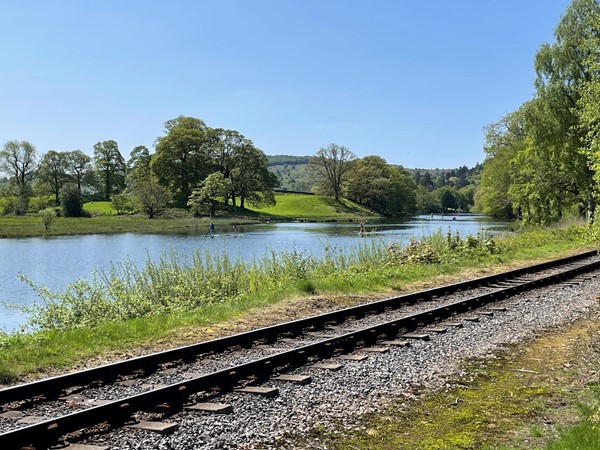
11,222 -> 593,334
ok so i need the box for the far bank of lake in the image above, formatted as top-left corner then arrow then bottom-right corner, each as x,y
0,215 -> 510,332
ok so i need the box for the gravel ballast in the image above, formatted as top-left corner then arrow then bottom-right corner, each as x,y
69,270 -> 600,450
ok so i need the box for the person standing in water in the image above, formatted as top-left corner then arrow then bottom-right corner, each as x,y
209,222 -> 215,236
232,224 -> 238,235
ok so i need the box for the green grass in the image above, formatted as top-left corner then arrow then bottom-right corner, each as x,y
82,201 -> 117,215
0,214 -> 244,238
246,192 -> 378,219
0,195 -> 377,237
0,222 -> 595,384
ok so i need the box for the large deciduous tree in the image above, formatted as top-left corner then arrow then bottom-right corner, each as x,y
38,150 -> 70,204
93,140 -> 126,200
230,143 -> 278,209
66,150 -> 92,195
475,110 -> 525,218
529,0 -> 600,219
127,145 -> 152,189
0,140 -> 39,214
152,116 -> 211,207
309,143 -> 356,200
344,155 -> 417,215
206,128 -> 278,208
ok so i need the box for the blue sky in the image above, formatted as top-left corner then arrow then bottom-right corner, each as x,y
1,0 -> 571,169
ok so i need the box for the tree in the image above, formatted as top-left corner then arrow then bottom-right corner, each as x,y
152,116 -> 211,207
439,188 -> 458,212
529,0 -> 600,219
309,143 -> 356,200
127,145 -> 152,189
59,183 -> 84,217
0,140 -> 39,214
93,140 -> 126,200
230,144 -> 278,209
38,150 -> 70,204
344,156 -> 389,204
66,150 -> 92,196
387,166 -> 418,215
136,180 -> 171,218
416,185 -> 441,213
111,193 -> 131,215
344,156 -> 417,215
475,110 -> 525,218
187,172 -> 232,217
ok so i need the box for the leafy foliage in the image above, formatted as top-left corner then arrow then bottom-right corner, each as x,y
477,0 -> 600,224
15,225 -> 513,332
59,183 -> 84,217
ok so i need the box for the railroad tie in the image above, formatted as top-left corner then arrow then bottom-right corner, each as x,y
401,333 -> 430,340
234,386 -> 279,397
361,346 -> 390,353
311,362 -> 343,370
272,374 -> 312,385
185,402 -> 233,414
335,354 -> 369,361
421,327 -> 448,334
379,340 -> 411,347
126,420 -> 179,435
66,444 -> 110,450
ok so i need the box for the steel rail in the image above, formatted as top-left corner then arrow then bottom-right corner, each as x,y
0,250 -> 596,409
2,255 -> 599,449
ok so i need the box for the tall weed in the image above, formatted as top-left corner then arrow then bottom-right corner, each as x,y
10,224 -> 589,333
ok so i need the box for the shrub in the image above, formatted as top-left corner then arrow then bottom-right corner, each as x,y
39,207 -> 56,231
0,196 -> 18,215
29,195 -> 55,213
60,183 -> 84,217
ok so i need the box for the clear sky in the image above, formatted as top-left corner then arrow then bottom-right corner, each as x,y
1,0 -> 572,169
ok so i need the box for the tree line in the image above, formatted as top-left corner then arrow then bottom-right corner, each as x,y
476,0 -> 600,225
307,144 -> 479,216
0,116 -> 278,218
1,115 -> 481,219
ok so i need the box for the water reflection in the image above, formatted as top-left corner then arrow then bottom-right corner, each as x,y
0,215 -> 509,332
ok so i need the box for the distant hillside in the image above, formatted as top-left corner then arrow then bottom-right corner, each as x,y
267,155 -> 312,192
266,155 -> 482,198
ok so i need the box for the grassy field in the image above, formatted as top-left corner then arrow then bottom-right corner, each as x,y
246,192 -> 378,219
83,201 -> 117,215
0,214 -> 230,238
0,195 -> 376,238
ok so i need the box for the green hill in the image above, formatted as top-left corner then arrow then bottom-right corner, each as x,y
267,155 -> 312,192
246,192 -> 378,220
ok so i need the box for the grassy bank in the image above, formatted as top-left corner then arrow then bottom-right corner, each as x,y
0,214 -> 254,238
0,194 -> 375,237
245,192 -> 378,220
0,221 -> 593,385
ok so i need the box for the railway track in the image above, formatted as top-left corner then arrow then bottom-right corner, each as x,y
1,250 -> 598,449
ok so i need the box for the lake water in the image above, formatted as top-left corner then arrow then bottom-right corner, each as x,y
0,215 -> 510,332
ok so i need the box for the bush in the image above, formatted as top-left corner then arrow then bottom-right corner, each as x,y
39,207 -> 56,231
29,195 -> 55,213
0,196 -> 18,215
60,183 -> 84,217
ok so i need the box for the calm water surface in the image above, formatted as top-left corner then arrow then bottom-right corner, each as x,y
0,215 -> 510,332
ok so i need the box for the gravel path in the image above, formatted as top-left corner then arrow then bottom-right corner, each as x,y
70,270 -> 600,449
